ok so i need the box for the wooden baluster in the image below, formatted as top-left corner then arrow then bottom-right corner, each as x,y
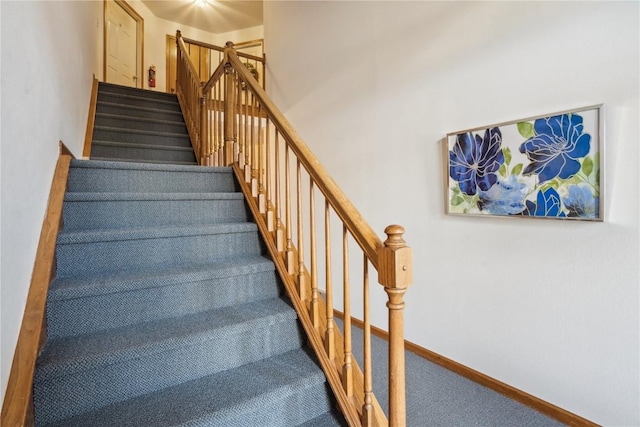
251,97 -> 258,196
310,179 -> 319,327
199,86 -> 206,165
212,84 -> 217,166
244,92 -> 251,180
275,130 -> 284,252
296,159 -> 306,300
237,81 -> 243,167
236,75 -> 242,163
362,254 -> 373,426
324,200 -> 335,360
285,144 -> 294,273
378,225 -> 412,427
215,85 -> 220,166
258,104 -> 265,212
223,61 -> 235,166
266,119 -> 274,231
245,93 -> 254,183
218,78 -> 224,166
342,225 -> 353,397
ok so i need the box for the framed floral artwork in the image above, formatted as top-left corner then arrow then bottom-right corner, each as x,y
446,105 -> 603,220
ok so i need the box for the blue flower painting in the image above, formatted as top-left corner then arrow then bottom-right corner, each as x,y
449,128 -> 504,196
519,114 -> 591,183
447,107 -> 601,220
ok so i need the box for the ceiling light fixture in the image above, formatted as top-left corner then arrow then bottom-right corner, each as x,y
195,0 -> 208,8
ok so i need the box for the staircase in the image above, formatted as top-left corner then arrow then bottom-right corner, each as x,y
33,84 -> 345,426
90,82 -> 197,164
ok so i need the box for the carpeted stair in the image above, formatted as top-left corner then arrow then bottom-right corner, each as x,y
33,145 -> 345,423
90,82 -> 197,164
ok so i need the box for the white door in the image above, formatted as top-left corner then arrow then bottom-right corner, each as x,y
106,1 -> 138,87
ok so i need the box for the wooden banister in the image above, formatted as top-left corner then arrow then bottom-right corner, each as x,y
182,36 -> 225,53
225,50 -> 384,267
176,32 -> 204,97
176,32 -> 413,426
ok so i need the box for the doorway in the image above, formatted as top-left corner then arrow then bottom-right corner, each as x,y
104,0 -> 144,88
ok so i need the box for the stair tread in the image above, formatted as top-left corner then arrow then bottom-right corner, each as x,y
57,222 -> 257,245
97,90 -> 179,105
88,156 -> 197,166
64,191 -> 244,201
70,158 -> 230,173
49,255 -> 275,301
49,348 -> 328,427
91,139 -> 194,152
97,100 -> 183,116
95,112 -> 186,126
298,410 -> 347,426
94,124 -> 189,138
98,82 -> 179,99
37,297 -> 297,379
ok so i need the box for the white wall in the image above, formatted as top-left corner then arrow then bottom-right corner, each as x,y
264,1 -> 640,425
125,0 -> 262,93
0,0 -> 103,403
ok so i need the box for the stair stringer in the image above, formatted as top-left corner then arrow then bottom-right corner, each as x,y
1,149 -> 73,427
232,164 -> 388,427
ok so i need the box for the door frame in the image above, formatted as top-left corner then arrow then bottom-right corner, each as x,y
103,0 -> 144,88
166,34 -> 177,93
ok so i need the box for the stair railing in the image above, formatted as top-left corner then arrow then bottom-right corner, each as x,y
179,34 -> 265,88
176,33 -> 412,427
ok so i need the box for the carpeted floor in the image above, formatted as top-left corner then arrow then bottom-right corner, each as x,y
338,319 -> 565,426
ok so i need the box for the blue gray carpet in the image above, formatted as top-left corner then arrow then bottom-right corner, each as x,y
33,82 -> 344,426
35,83 -> 564,426
90,82 -> 196,164
339,318 -> 565,426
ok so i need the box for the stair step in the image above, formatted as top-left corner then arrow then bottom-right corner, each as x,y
90,140 -> 196,164
63,191 -> 248,231
98,82 -> 179,102
93,125 -> 191,148
47,256 -> 280,338
67,160 -> 236,193
34,298 -> 304,425
56,223 -> 262,278
88,156 -> 197,166
45,349 -> 335,427
96,100 -> 184,121
94,113 -> 188,134
299,410 -> 347,426
96,91 -> 182,112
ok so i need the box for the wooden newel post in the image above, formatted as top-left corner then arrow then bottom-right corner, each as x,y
223,41 -> 236,166
378,224 -> 412,427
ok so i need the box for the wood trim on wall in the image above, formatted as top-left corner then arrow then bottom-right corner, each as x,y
166,34 -> 177,94
82,77 -> 99,158
333,310 -> 600,427
0,144 -> 73,426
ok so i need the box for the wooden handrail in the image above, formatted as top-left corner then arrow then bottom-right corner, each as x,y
176,33 -> 204,98
202,58 -> 227,95
1,143 -> 73,427
183,36 -> 265,63
182,36 -> 224,53
226,50 -> 384,268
